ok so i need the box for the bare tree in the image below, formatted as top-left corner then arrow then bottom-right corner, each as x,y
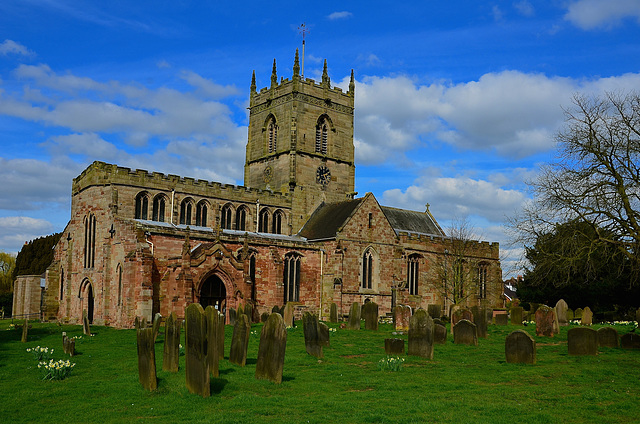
512,92 -> 640,284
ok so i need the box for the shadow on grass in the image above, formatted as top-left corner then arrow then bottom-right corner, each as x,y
218,367 -> 236,376
282,375 -> 295,382
211,378 -> 229,394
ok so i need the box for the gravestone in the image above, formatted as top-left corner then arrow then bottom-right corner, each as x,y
495,313 -> 508,326
237,305 -> 244,318
574,307 -> 584,321
134,316 -> 146,329
408,309 -> 434,359
205,306 -> 220,377
21,318 -> 28,343
535,305 -> 556,337
452,307 -> 474,327
255,313 -> 287,384
63,335 -> 75,356
185,303 -> 210,397
229,313 -> 251,366
597,327 -> 619,348
636,308 -> 640,324
347,302 -> 361,330
427,304 -> 442,319
302,312 -> 323,358
505,330 -> 536,364
272,305 -> 282,315
581,307 -> 593,326
471,306 -> 488,338
510,306 -> 523,326
555,299 -> 569,326
244,303 -> 254,324
82,310 -> 91,336
486,308 -> 494,325
362,301 -> 379,331
152,312 -> 162,341
318,321 -> 330,347
434,323 -> 447,344
433,318 -> 444,327
329,303 -> 338,323
162,312 -> 181,372
568,327 -> 598,355
136,327 -> 157,391
453,319 -> 478,346
283,303 -> 295,328
385,338 -> 405,355
228,308 -> 237,326
394,305 -> 411,332
217,310 -> 225,360
567,308 -> 574,322
620,333 -> 640,349
261,312 -> 269,323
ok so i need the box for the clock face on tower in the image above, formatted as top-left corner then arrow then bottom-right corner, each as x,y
263,165 -> 273,183
316,165 -> 331,186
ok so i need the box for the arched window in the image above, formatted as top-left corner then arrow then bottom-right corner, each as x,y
258,208 -> 270,233
59,268 -> 64,300
272,209 -> 284,235
477,262 -> 488,299
135,192 -> 149,219
268,118 -> 278,153
315,117 -> 329,154
196,201 -> 208,227
362,248 -> 374,290
180,198 -> 193,225
84,214 -> 96,269
283,253 -> 301,303
453,259 -> 464,300
407,254 -> 420,295
249,254 -> 257,301
117,264 -> 123,306
221,204 -> 233,229
152,195 -> 166,222
235,206 -> 247,231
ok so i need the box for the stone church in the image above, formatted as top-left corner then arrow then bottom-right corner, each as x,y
42,50 -> 502,328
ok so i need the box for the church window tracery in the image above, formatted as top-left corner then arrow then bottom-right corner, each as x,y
315,117 -> 328,154
477,262 -> 488,299
283,253 -> 301,303
221,204 -> 233,229
272,209 -> 284,234
196,201 -> 208,227
236,206 -> 247,231
258,208 -> 270,233
407,254 -> 420,295
83,214 -> 96,269
268,118 -> 278,153
135,192 -> 149,219
180,198 -> 193,225
152,195 -> 166,222
361,248 -> 375,290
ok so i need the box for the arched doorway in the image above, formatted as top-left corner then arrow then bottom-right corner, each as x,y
199,275 -> 227,314
87,283 -> 94,324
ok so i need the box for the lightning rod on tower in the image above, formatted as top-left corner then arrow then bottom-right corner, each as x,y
298,23 -> 309,78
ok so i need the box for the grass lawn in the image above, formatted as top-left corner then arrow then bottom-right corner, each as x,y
0,318 -> 638,424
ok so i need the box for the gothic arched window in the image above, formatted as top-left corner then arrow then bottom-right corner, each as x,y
152,195 -> 166,222
236,206 -> 247,231
407,254 -> 420,295
268,118 -> 278,153
283,253 -> 301,303
477,262 -> 488,299
84,214 -> 96,269
315,117 -> 328,155
180,198 -> 193,225
258,208 -> 270,233
361,248 -> 375,290
135,192 -> 149,220
272,209 -> 284,235
221,204 -> 233,229
196,201 -> 208,227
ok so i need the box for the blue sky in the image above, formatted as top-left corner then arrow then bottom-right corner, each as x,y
1,1 -> 640,277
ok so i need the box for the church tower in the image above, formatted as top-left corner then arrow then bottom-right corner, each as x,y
244,50 -> 356,232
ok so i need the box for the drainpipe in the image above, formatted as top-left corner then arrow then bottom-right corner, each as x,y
256,199 -> 260,232
170,189 -> 175,225
145,232 -> 154,255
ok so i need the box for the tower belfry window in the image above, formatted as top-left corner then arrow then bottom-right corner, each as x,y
315,118 -> 328,155
268,120 -> 278,153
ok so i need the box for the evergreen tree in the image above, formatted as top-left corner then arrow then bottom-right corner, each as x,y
13,233 -> 62,279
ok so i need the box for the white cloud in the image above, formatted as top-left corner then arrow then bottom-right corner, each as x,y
514,1 -> 534,17
0,40 -> 34,56
180,70 -> 239,99
328,11 -> 352,20
492,6 -> 504,21
565,0 -> 640,29
0,216 -> 55,254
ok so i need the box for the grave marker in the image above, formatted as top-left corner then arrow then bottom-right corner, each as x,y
302,312 -> 323,358
568,327 -> 598,355
408,309 -> 434,359
393,305 -> 411,332
228,308 -> 237,326
136,327 -> 157,391
21,318 -> 28,343
555,299 -> 569,326
229,313 -> 251,366
362,301 -> 379,331
385,338 -> 405,355
434,323 -> 447,344
581,307 -> 593,326
318,321 -> 330,347
427,304 -> 442,319
152,312 -> 162,341
185,303 -> 210,397
453,319 -> 478,346
597,327 -> 619,348
495,313 -> 508,326
621,333 -> 640,349
283,303 -> 295,328
471,306 -> 488,338
347,302 -> 361,330
329,303 -> 338,323
82,310 -> 91,336
505,330 -> 536,364
205,306 -> 220,377
510,306 -> 523,326
162,312 -> 181,372
255,313 -> 287,384
535,305 -> 556,337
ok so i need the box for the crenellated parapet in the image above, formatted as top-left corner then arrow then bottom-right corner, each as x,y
397,231 -> 500,260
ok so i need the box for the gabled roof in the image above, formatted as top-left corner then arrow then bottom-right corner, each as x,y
298,198 -> 364,241
381,206 -> 445,237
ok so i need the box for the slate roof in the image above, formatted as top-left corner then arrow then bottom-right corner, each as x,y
298,198 -> 364,241
381,206 -> 445,237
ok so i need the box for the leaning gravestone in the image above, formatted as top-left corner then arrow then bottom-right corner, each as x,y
555,299 -> 569,326
230,313 -> 251,366
495,313 -> 509,326
255,313 -> 287,384
434,323 -> 447,344
329,303 -> 338,323
185,303 -> 210,397
136,326 -> 157,391
283,303 -> 295,328
427,304 -> 442,319
453,319 -> 478,346
244,303 -> 254,324
581,307 -> 593,326
535,305 -> 556,337
620,333 -> 640,349
318,321 -> 330,347
568,327 -> 598,355
21,318 -> 28,343
302,312 -> 323,358
205,306 -> 220,377
510,306 -> 523,326
347,302 -> 361,330
471,306 -> 488,338
152,312 -> 162,341
228,308 -> 237,326
162,312 -> 181,372
505,330 -> 536,364
385,338 -> 405,355
597,327 -> 619,348
362,301 -> 379,331
82,310 -> 91,336
394,305 -> 411,332
408,309 -> 434,359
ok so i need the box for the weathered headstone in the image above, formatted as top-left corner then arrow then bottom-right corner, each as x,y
505,330 -> 536,364
385,338 -> 405,355
486,308 -> 494,325
244,303 -> 254,324
261,312 -> 269,323
21,318 -> 28,343
453,319 -> 478,346
471,306 -> 488,338
237,305 -> 244,318
555,299 -> 569,326
185,303 -> 210,397
535,305 -> 556,337
581,307 -> 593,326
205,306 -> 220,377
597,327 -> 619,348
574,307 -> 584,321
347,302 -> 361,330
255,313 -> 287,384
272,305 -> 282,315
318,321 -> 330,347
229,313 -> 251,366
329,303 -> 338,323
394,305 -> 411,332
567,308 -> 575,322
152,312 -> 162,341
620,333 -> 640,349
62,335 -> 76,356
362,301 -> 379,331
135,316 -> 147,329
427,304 -> 442,319
568,327 -> 598,355
302,312 -> 323,358
495,313 -> 509,326
452,307 -> 474,327
82,310 -> 91,336
136,327 -> 157,391
408,309 -> 434,359
283,303 -> 295,328
510,306 -> 523,326
162,312 -> 181,372
228,307 -> 237,326
434,323 -> 447,344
